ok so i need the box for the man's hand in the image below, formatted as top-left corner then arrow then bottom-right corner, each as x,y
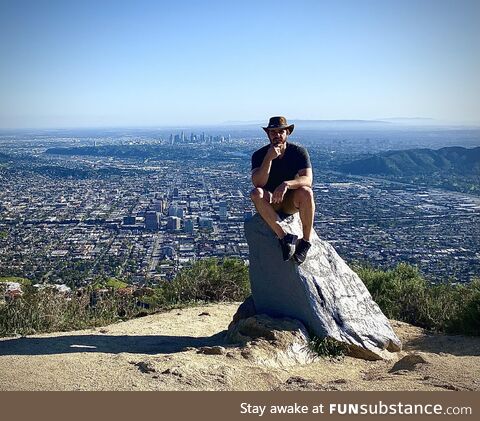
266,144 -> 282,161
272,182 -> 288,204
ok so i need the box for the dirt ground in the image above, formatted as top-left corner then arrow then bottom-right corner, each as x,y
1,302 -> 479,391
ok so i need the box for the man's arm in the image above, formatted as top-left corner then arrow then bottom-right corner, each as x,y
284,168 -> 313,189
251,163 -> 271,188
271,168 -> 313,204
285,168 -> 313,190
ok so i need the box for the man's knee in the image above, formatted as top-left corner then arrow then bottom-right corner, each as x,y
294,186 -> 314,206
250,187 -> 265,202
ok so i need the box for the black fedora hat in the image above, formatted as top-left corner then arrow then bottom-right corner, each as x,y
262,116 -> 294,134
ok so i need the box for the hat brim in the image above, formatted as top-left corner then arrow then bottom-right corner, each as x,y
262,124 -> 294,135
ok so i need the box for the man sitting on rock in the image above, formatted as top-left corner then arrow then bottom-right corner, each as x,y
250,116 -> 315,264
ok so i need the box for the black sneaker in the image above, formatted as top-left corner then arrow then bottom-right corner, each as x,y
293,239 -> 311,264
279,233 -> 298,261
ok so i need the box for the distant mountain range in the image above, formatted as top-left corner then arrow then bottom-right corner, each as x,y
224,119 -> 397,127
339,146 -> 480,176
222,117 -> 462,126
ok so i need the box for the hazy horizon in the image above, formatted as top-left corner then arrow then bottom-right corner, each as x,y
2,117 -> 480,133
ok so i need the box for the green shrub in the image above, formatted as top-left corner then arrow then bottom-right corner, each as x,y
0,257 -> 250,337
445,279 -> 480,335
354,262 -> 480,335
308,336 -> 348,358
0,286 -> 140,336
355,263 -> 428,325
162,257 -> 250,304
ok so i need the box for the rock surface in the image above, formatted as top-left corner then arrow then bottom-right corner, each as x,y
244,213 -> 402,360
389,352 -> 430,373
226,314 -> 317,367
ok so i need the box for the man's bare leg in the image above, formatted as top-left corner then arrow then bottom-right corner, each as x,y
292,186 -> 315,241
250,188 -> 286,238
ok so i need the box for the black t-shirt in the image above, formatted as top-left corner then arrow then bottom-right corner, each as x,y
251,142 -> 312,192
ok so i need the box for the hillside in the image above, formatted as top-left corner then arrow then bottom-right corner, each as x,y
1,303 -> 479,391
339,146 -> 480,176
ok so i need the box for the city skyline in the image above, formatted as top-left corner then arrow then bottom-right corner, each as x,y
1,0 -> 480,128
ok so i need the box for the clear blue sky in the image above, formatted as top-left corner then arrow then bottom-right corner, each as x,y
1,0 -> 479,128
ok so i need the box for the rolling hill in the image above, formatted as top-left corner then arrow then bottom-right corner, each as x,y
339,146 -> 480,176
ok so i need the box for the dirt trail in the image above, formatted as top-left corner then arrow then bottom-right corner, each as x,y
1,303 -> 479,391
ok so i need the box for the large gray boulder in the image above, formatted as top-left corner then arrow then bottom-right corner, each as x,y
244,213 -> 402,360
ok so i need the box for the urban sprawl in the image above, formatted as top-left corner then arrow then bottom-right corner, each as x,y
0,131 -> 479,291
